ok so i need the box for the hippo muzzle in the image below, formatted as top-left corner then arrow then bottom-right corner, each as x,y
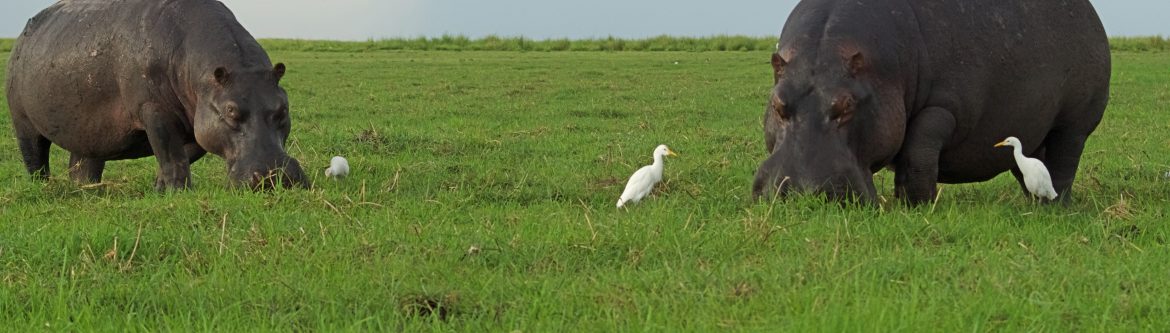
752,156 -> 876,204
228,154 -> 309,190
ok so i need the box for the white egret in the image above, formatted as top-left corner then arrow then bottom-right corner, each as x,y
617,144 -> 677,208
325,156 -> 350,179
994,137 -> 1057,200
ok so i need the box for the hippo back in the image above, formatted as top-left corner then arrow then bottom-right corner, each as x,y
910,0 -> 1110,181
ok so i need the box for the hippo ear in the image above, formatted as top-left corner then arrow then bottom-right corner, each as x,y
213,67 -> 230,86
273,63 -> 286,82
771,53 -> 787,83
848,52 -> 866,76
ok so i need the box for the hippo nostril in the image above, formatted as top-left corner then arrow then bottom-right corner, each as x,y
752,175 -> 793,201
235,161 -> 309,190
773,176 -> 793,198
248,170 -> 278,190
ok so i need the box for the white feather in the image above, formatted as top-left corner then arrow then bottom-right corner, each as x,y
996,137 -> 1057,200
617,145 -> 676,208
325,156 -> 349,179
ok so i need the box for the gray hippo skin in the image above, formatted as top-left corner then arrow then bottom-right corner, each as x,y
752,0 -> 1110,204
6,0 -> 309,190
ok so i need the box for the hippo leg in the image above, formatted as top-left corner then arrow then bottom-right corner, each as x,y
185,143 -> 207,164
1038,130 -> 1089,204
68,153 -> 106,184
12,113 -> 52,180
141,103 -> 194,191
1008,167 -> 1028,194
895,107 -> 956,205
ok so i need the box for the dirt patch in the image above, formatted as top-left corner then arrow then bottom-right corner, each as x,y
400,293 -> 459,320
1104,195 -> 1134,220
590,177 -> 624,190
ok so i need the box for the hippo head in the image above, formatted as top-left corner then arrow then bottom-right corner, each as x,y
193,63 -> 310,190
751,40 -> 906,204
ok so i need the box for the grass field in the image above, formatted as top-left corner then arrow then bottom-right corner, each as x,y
1,46 -> 1169,331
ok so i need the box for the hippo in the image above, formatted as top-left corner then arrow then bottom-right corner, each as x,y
752,0 -> 1110,204
6,0 -> 308,190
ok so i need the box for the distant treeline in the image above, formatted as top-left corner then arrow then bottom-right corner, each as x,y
1,35 -> 1167,53
257,35 -> 779,52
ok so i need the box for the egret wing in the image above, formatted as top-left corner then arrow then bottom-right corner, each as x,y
620,165 -> 655,202
1024,159 -> 1058,199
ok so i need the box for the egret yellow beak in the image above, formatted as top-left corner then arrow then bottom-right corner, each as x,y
993,140 -> 1009,148
667,149 -> 678,157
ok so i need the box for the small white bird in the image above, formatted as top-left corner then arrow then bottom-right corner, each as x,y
324,156 -> 349,179
617,144 -> 677,208
994,137 -> 1057,200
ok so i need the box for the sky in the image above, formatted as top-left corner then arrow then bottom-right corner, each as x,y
1,0 -> 1165,40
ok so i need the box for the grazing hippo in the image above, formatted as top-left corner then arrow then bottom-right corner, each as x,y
752,0 -> 1109,204
6,0 -> 309,190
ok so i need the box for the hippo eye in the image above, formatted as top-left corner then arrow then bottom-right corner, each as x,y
831,96 -> 855,125
273,106 -> 289,124
771,53 -> 787,82
223,104 -> 240,120
219,104 -> 242,129
771,94 -> 788,120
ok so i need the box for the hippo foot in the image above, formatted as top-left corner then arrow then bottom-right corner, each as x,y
68,155 -> 106,184
155,176 -> 193,191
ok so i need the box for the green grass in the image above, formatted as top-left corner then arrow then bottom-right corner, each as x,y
2,35 -> 1169,52
1,48 -> 1168,331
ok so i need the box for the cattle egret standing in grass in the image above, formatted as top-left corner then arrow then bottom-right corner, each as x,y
325,156 -> 349,179
994,137 -> 1057,200
617,145 -> 677,208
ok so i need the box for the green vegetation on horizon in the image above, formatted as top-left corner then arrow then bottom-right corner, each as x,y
1,47 -> 1168,331
2,35 -> 1170,52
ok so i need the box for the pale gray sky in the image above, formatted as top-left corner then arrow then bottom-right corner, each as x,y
1,1 -> 1165,40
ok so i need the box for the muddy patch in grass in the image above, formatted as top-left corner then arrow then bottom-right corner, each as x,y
400,293 -> 460,320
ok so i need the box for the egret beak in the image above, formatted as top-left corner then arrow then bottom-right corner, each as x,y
667,149 -> 678,157
993,140 -> 1009,148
